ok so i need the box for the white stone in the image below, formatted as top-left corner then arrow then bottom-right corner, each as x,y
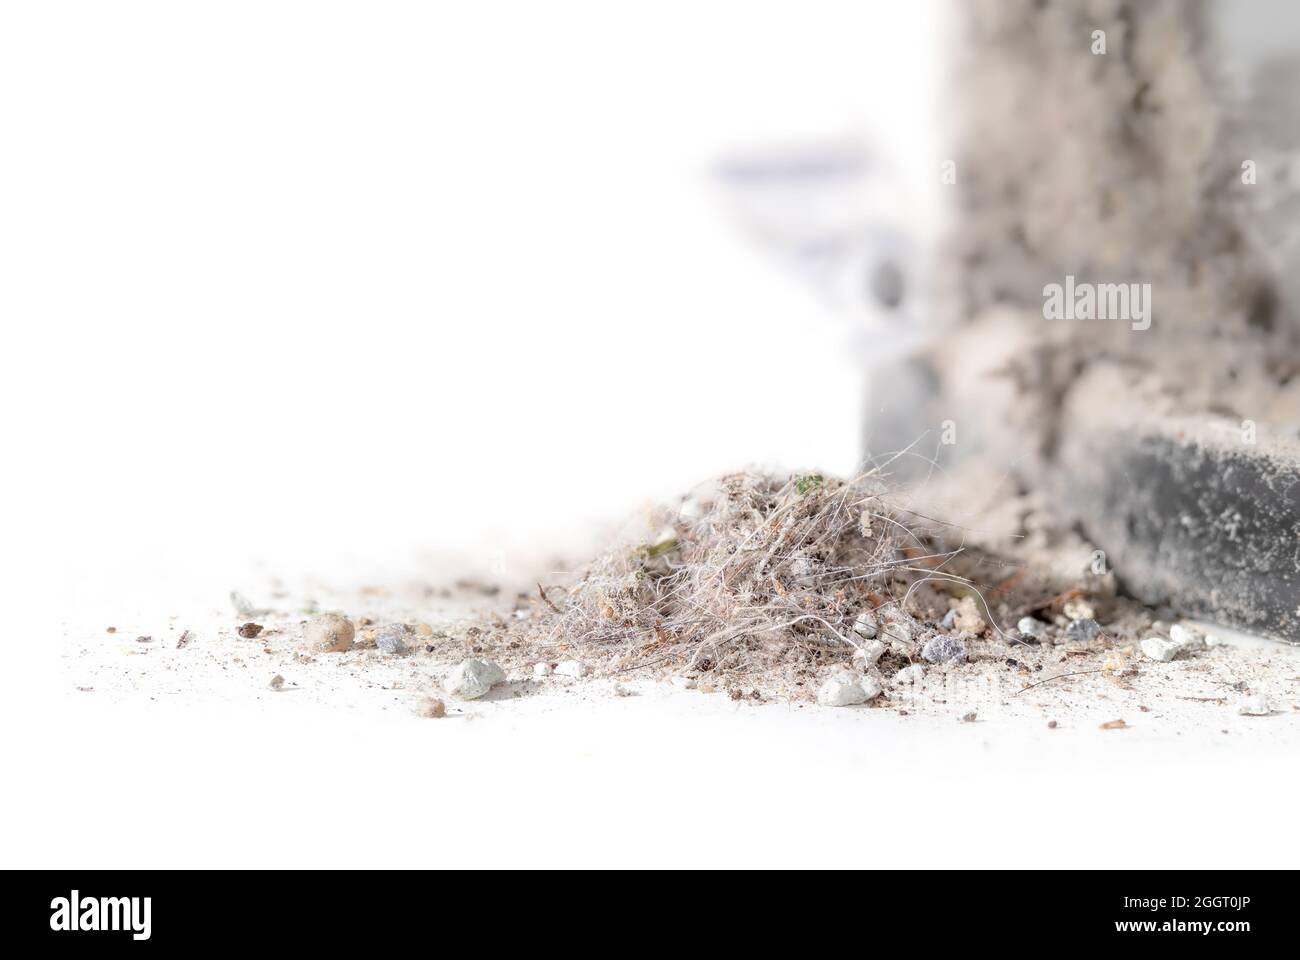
1140,636 -> 1182,662
1205,632 -> 1225,648
881,618 -> 916,644
859,675 -> 883,699
1169,623 -> 1206,651
852,611 -> 879,638
671,675 -> 696,690
851,639 -> 886,669
532,662 -> 552,678
1017,616 -> 1048,639
443,658 -> 506,700
894,664 -> 926,684
555,659 -> 589,678
1236,694 -> 1274,716
816,670 -> 881,707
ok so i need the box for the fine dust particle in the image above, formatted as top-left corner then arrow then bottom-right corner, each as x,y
959,711 -> 978,723
76,686 -> 93,693
237,622 -> 264,639
135,636 -> 152,643
1099,718 -> 1129,730
417,697 -> 447,718
269,674 -> 285,691
176,630 -> 191,648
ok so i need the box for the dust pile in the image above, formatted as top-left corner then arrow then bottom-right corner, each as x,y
516,470 -> 944,677
479,467 -> 1177,702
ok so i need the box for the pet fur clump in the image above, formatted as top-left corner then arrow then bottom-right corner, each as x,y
516,470 -> 971,680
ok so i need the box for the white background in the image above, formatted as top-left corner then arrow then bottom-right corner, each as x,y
4,0 -> 942,603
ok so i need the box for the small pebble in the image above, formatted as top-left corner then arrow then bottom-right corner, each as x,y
1017,616 -> 1048,640
303,613 -> 355,653
443,658 -> 506,700
1047,720 -> 1058,729
951,596 -> 986,635
532,662 -> 552,679
237,622 -> 263,639
816,669 -> 882,707
1140,636 -> 1182,662
1236,694 -> 1274,716
375,624 -> 412,656
555,660 -> 589,678
416,697 -> 447,718
881,617 -> 916,644
851,638 -> 887,669
894,664 -> 926,684
1064,618 -> 1102,643
1169,623 -> 1206,651
852,611 -> 879,639
269,674 -> 285,691
921,634 -> 967,665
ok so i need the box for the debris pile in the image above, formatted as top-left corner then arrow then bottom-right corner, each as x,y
477,468 -> 1263,707
505,469 -> 961,685
193,470 -> 1286,716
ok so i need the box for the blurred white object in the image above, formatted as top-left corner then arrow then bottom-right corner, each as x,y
714,135 -> 928,360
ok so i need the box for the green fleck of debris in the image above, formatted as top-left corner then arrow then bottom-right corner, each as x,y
644,535 -> 679,559
796,473 -> 825,495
